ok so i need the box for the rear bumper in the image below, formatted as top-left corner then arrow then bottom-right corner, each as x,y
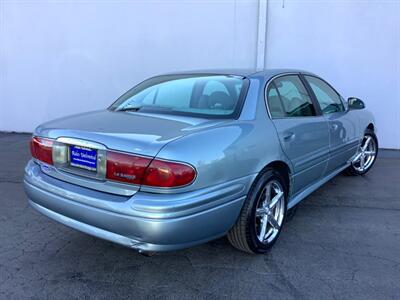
24,160 -> 254,251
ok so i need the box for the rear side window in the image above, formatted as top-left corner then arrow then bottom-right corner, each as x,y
267,75 -> 316,118
304,76 -> 344,114
266,84 -> 285,118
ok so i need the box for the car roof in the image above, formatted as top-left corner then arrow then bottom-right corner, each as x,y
160,68 -> 316,80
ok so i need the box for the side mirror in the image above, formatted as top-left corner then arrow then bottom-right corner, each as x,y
348,97 -> 365,110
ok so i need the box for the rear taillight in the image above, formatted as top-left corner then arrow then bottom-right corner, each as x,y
142,159 -> 196,187
106,151 -> 152,185
30,136 -> 196,188
106,151 -> 196,187
30,137 -> 54,165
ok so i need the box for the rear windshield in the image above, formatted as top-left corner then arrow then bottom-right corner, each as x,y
109,75 -> 249,118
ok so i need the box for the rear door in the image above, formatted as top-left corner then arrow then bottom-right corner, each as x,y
303,75 -> 359,173
266,74 -> 330,195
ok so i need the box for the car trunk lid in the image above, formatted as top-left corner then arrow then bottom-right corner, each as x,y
33,110 -> 226,195
36,109 -> 226,156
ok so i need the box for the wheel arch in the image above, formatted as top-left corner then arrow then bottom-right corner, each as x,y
260,160 -> 291,195
365,123 -> 378,147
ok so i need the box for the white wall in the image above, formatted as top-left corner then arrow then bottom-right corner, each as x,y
0,0 -> 258,132
1,0 -> 399,149
266,0 -> 400,149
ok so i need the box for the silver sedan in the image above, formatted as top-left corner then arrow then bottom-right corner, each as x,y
24,69 -> 378,254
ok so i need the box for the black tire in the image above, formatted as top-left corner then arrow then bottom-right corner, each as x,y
345,129 -> 378,176
227,168 -> 287,254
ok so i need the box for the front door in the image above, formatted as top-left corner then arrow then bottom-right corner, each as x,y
266,74 -> 330,195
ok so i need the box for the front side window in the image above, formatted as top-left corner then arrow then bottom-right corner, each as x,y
110,75 -> 248,118
267,75 -> 316,118
305,76 -> 344,114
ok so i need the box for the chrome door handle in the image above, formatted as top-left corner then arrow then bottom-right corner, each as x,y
283,132 -> 295,141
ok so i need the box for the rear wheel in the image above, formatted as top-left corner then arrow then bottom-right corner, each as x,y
227,169 -> 286,254
346,129 -> 378,176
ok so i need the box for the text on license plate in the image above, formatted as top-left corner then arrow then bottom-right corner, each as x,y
70,145 -> 97,171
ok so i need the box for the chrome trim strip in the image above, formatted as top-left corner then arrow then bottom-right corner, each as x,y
57,137 -> 107,150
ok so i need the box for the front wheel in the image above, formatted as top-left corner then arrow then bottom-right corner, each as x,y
346,129 -> 378,176
227,169 -> 286,254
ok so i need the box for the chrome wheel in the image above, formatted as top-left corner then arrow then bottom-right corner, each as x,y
255,180 -> 285,244
352,134 -> 377,172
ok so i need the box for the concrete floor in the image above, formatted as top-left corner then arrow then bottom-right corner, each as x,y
0,133 -> 399,299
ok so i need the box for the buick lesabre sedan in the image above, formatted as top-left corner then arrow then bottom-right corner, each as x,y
24,69 -> 378,254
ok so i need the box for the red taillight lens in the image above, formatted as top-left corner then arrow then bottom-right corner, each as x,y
30,137 -> 54,165
106,151 -> 152,184
142,159 -> 196,188
106,151 -> 196,187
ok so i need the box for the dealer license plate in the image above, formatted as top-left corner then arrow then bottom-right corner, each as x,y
69,145 -> 97,172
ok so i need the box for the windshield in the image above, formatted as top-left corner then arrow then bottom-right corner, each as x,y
109,75 -> 249,118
